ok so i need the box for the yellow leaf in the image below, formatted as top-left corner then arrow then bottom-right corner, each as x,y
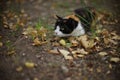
59,39 -> 66,46
25,62 -> 35,68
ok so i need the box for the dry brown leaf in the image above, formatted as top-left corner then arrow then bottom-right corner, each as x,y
0,42 -> 3,47
49,49 -> 60,55
58,49 -> 73,60
102,29 -> 109,36
8,50 -> 16,55
109,64 -> 112,69
78,35 -> 95,48
96,67 -> 101,73
34,77 -> 39,80
110,57 -> 120,63
72,48 -> 88,58
52,42 -> 60,46
104,38 -> 110,44
77,54 -> 85,58
22,27 -> 37,38
71,40 -> 79,47
109,39 -> 118,45
78,35 -> 89,48
16,66 -> 23,72
37,27 -> 47,41
88,39 -> 95,48
32,37 -> 41,46
98,52 -> 108,57
111,32 -> 120,40
25,62 -> 35,68
72,49 -> 88,55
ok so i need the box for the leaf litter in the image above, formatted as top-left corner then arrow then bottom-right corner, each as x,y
49,27 -> 120,62
23,26 -> 47,46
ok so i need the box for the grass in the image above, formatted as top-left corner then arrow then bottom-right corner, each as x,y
35,18 -> 42,30
35,18 -> 54,31
5,40 -> 12,50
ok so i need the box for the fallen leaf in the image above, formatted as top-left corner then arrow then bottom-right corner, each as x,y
8,50 -> 16,55
25,62 -> 35,68
77,54 -> 85,58
22,27 -> 37,38
109,64 -> 112,69
106,70 -> 111,74
16,66 -> 23,72
33,37 -> 47,46
71,40 -> 79,47
72,48 -> 88,58
0,42 -> 3,47
37,27 -> 47,41
52,42 -> 60,46
96,67 -> 101,73
78,35 -> 95,48
58,49 -> 73,60
49,49 -> 60,55
34,77 -> 39,80
109,39 -> 118,45
110,57 -> 120,63
72,49 -> 88,55
104,38 -> 109,44
59,39 -> 66,46
111,32 -> 120,40
102,29 -> 109,36
98,52 -> 108,56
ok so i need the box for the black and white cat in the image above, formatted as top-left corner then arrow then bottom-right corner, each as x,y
54,7 -> 96,37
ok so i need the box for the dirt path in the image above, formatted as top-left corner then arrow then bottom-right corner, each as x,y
0,0 -> 120,80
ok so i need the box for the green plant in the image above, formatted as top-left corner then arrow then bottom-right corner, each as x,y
35,19 -> 42,30
5,40 -> 12,50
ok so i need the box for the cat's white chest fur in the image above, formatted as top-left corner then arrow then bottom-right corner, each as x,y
54,22 -> 85,37
71,22 -> 85,36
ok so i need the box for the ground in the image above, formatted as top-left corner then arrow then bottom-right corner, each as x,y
0,0 -> 120,80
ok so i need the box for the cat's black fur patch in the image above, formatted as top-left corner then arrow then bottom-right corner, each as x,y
74,7 -> 96,32
55,18 -> 78,34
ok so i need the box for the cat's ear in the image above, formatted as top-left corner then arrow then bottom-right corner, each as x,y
54,15 -> 63,20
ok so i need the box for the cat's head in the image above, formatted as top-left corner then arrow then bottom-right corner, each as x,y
54,15 -> 78,37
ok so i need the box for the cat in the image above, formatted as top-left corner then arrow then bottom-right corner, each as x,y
54,7 -> 96,37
